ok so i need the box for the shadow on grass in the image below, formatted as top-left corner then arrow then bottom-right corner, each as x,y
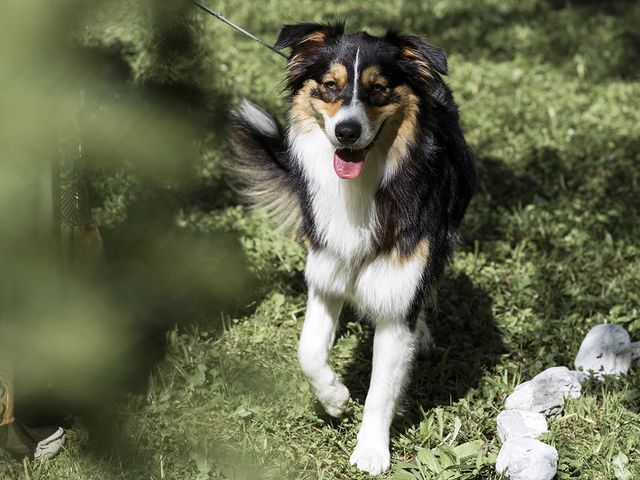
337,272 -> 503,432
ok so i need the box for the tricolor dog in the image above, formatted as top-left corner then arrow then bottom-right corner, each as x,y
230,21 -> 476,475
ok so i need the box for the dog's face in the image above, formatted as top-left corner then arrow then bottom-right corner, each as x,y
276,22 -> 447,179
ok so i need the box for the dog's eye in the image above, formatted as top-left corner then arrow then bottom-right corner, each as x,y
323,80 -> 338,91
371,83 -> 387,94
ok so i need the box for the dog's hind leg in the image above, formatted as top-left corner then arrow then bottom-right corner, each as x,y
298,288 -> 350,418
349,319 -> 420,475
416,309 -> 435,359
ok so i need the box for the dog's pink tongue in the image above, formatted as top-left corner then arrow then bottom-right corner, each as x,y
333,150 -> 366,179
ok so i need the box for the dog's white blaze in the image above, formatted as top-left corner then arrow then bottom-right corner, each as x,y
352,47 -> 360,99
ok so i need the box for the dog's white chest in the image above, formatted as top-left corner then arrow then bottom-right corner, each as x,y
291,127 -> 381,261
288,124 -> 427,319
310,173 -> 379,260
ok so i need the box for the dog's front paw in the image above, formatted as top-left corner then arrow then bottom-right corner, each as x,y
316,381 -> 350,417
349,438 -> 390,476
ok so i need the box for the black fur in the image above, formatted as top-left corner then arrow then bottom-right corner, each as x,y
231,26 -> 476,326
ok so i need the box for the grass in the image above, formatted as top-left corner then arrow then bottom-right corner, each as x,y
2,0 -> 640,479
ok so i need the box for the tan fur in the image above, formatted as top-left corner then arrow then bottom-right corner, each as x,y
288,32 -> 327,73
300,31 -> 326,44
374,85 -> 420,175
291,77 -> 346,135
291,80 -> 321,133
401,47 -> 433,81
324,63 -> 348,89
392,237 -> 430,267
311,97 -> 344,118
300,234 -> 313,250
365,103 -> 398,123
361,66 -> 388,89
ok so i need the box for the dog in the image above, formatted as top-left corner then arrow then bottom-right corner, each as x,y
230,21 -> 476,475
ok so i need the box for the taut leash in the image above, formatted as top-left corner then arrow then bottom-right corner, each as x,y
190,0 -> 288,60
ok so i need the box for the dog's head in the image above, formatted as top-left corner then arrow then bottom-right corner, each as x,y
276,21 -> 447,179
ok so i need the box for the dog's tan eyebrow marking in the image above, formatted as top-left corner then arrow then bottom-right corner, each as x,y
323,63 -> 348,89
362,66 -> 388,89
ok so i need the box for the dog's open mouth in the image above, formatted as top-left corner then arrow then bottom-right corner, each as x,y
333,148 -> 368,180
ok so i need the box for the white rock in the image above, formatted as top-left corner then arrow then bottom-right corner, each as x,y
574,324 -> 632,378
497,410 -> 548,443
495,437 -> 558,480
505,366 -> 582,416
567,369 -> 589,384
532,367 -> 583,398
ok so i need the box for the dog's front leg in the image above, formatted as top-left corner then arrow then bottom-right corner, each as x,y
298,288 -> 350,417
350,319 -> 419,475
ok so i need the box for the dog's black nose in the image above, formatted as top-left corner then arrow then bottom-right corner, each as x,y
335,121 -> 362,145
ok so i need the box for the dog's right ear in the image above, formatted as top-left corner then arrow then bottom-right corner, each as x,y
276,21 -> 345,92
274,21 -> 345,53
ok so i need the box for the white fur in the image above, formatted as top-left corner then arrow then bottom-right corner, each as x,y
350,320 -> 420,475
304,248 -> 352,298
298,289 -> 350,417
352,48 -> 361,98
324,102 -> 382,151
238,99 -> 278,136
289,123 -> 383,260
291,118 -> 428,475
353,252 -> 427,323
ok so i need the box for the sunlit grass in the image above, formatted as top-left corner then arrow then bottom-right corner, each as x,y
1,0 -> 639,479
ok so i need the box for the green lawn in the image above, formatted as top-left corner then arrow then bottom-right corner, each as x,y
3,0 -> 640,479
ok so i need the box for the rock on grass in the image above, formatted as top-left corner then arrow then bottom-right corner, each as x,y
497,410 -> 548,443
574,324 -> 633,378
495,437 -> 558,480
505,366 -> 582,416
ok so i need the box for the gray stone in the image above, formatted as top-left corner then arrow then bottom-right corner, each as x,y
505,366 -> 581,416
567,369 -> 589,384
495,438 -> 558,480
497,410 -> 548,443
574,324 -> 632,378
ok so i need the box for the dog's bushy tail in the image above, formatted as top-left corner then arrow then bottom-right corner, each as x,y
228,100 -> 300,230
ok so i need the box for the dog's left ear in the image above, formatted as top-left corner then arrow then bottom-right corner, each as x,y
385,30 -> 448,77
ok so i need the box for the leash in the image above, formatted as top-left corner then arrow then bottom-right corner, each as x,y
190,0 -> 288,60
